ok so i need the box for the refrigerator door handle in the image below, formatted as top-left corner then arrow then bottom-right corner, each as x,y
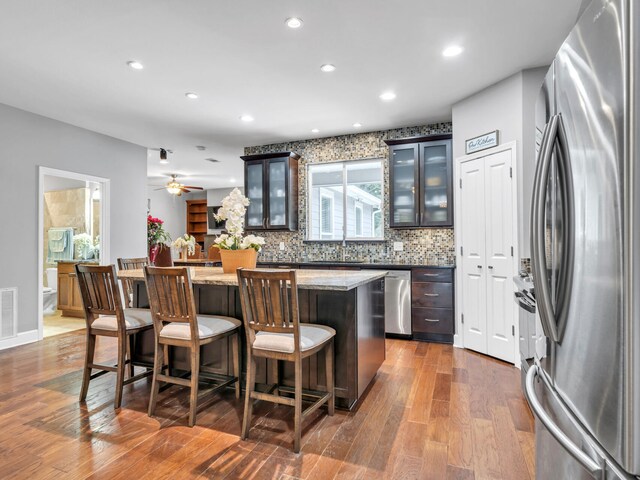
532,115 -> 560,342
525,365 -> 604,479
552,114 -> 575,341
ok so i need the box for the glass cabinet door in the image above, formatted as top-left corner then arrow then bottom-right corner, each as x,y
420,140 -> 452,226
267,159 -> 287,228
390,145 -> 419,226
245,162 -> 264,228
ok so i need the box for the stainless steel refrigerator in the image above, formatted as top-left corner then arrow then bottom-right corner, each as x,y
526,0 -> 640,478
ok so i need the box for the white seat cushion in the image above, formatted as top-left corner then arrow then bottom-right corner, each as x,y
160,315 -> 241,340
92,308 -> 153,331
253,324 -> 336,354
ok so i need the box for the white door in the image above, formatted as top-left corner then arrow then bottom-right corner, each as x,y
459,158 -> 487,354
483,150 -> 515,363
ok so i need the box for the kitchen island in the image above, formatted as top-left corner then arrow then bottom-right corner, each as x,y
119,267 -> 387,409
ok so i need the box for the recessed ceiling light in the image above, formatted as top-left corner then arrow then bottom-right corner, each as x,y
353,122 -> 362,128
240,114 -> 254,122
159,159 -> 169,165
185,92 -> 199,99
320,64 -> 336,73
311,128 -> 320,133
127,60 -> 144,70
230,178 -> 237,183
442,45 -> 463,57
195,145 -> 206,151
285,17 -> 303,29
380,91 -> 396,101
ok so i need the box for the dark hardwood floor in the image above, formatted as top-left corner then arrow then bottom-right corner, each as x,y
0,331 -> 534,479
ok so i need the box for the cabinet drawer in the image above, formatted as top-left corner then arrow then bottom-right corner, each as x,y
412,307 -> 454,335
411,282 -> 453,308
412,268 -> 452,283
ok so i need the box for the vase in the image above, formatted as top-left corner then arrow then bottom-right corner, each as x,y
219,249 -> 258,273
181,246 -> 189,261
149,244 -> 159,264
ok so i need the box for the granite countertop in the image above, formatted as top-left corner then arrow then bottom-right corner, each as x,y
118,267 -> 387,291
56,259 -> 99,264
257,260 -> 455,270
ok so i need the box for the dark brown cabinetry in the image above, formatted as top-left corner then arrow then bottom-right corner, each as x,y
240,151 -> 300,231
385,134 -> 453,228
411,267 -> 454,343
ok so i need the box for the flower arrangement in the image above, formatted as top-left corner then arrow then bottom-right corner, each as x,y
173,234 -> 196,255
74,233 -> 94,259
147,215 -> 171,247
214,188 -> 265,251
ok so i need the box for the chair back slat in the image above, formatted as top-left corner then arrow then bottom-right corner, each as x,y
75,264 -> 125,328
144,266 -> 198,340
237,269 -> 300,349
117,257 -> 148,307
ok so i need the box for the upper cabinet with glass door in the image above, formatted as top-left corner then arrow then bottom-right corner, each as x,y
240,151 -> 300,231
386,134 -> 453,228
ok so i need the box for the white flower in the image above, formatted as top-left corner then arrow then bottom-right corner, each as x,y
213,189 -> 266,251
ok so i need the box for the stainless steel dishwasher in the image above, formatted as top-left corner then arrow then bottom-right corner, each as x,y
384,270 -> 412,337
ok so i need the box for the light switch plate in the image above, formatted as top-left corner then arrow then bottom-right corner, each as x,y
279,242 -> 285,251
393,241 -> 404,252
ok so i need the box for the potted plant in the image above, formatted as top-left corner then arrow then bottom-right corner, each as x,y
214,188 -> 265,273
173,234 -> 196,260
147,215 -> 171,264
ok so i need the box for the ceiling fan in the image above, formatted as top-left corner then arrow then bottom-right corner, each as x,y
155,174 -> 204,196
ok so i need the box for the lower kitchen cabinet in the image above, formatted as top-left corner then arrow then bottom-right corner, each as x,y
57,262 -> 84,317
411,267 -> 454,343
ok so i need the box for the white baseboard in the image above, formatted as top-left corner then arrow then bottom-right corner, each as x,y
453,333 -> 463,348
0,329 -> 39,351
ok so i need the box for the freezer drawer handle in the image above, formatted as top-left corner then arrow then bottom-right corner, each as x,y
524,365 -> 604,479
423,318 -> 440,323
423,293 -> 439,297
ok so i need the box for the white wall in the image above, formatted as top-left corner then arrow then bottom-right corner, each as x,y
452,67 -> 547,258
147,187 -> 187,243
0,102 -> 147,334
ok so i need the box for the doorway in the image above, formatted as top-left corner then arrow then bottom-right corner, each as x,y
38,167 -> 110,339
454,142 -> 520,364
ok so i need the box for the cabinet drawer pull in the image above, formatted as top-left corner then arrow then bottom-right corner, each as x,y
424,318 -> 440,323
424,293 -> 439,297
422,273 -> 439,277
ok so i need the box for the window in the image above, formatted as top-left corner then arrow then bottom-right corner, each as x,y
308,159 -> 383,241
320,192 -> 334,236
355,204 -> 363,237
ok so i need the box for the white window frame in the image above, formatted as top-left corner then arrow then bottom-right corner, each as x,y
320,192 -> 334,236
307,158 -> 384,241
355,203 -> 363,237
372,208 -> 382,238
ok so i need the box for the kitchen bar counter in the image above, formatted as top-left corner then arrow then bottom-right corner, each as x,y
120,266 -> 386,409
118,266 -> 388,291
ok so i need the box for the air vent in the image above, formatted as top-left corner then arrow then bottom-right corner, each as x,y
0,288 -> 17,339
205,158 -> 220,163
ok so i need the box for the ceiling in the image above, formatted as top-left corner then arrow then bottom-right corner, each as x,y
0,0 -> 583,189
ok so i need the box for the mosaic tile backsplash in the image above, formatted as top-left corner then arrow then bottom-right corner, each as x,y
244,123 -> 456,266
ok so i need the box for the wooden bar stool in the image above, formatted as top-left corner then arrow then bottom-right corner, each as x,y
187,243 -> 203,259
237,268 -> 335,453
144,266 -> 242,427
117,257 -> 148,308
75,264 -> 154,409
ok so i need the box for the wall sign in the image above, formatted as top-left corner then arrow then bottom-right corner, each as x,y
465,130 -> 499,154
